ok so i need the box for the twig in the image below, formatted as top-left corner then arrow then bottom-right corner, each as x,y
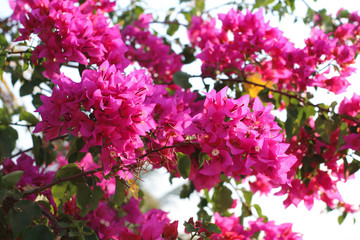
0,122 -> 36,127
22,168 -> 102,197
38,204 -> 63,234
10,134 -> 68,159
0,50 -> 33,56
151,20 -> 187,27
190,74 -> 360,125
301,0 -> 313,10
204,1 -> 237,13
9,147 -> 33,159
228,181 -> 254,217
225,76 -> 360,123
138,141 -> 196,159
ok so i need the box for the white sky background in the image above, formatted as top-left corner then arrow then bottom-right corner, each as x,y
1,0 -> 360,239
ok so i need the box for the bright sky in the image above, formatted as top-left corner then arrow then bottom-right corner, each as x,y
1,0 -> 360,239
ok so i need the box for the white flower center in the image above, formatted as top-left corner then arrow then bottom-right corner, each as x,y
212,149 -> 220,156
109,150 -> 117,158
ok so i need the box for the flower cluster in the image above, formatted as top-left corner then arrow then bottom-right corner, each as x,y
145,86 -> 202,173
273,118 -> 357,211
84,198 -> 178,240
34,61 -> 156,174
186,87 -> 297,190
211,212 -> 302,240
9,0 -> 116,21
121,14 -> 183,83
17,0 -> 128,78
2,154 -> 56,209
338,93 -> 360,151
189,9 -> 358,94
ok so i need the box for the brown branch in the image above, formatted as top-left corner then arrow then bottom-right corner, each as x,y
228,181 -> 254,217
150,20 -> 187,27
0,50 -> 33,56
10,134 -> 68,159
22,167 -> 102,197
14,140 -> 195,198
9,147 -> 33,159
204,1 -> 237,13
38,203 -> 63,234
200,75 -> 360,125
3,195 -> 63,233
0,122 -> 36,127
138,141 -> 197,159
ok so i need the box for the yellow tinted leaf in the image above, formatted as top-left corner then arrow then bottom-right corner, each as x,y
127,179 -> 139,200
243,73 -> 273,98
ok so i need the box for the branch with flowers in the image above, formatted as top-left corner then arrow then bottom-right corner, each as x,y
1,0 -> 360,239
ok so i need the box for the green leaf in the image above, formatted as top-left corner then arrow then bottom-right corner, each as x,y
90,186 -> 104,209
32,93 -> 43,108
194,0 -> 205,15
20,80 -> 34,96
184,221 -> 197,233
205,223 -> 222,234
52,181 -> 77,208
76,184 -> 92,214
219,173 -> 229,183
0,125 -> 18,158
285,0 -> 295,11
7,200 -> 42,239
32,134 -> 42,165
181,45 -> 196,64
285,104 -> 315,141
301,155 -> 324,180
212,185 -> 233,213
78,64 -> 86,77
0,108 -> 11,125
53,163 -> 83,181
337,122 -> 348,150
84,227 -> 100,240
258,88 -> 276,106
0,56 -> 5,74
242,189 -> 253,206
348,159 -> 360,176
1,171 -> 24,189
181,11 -> 192,22
76,184 -> 103,217
114,177 -> 126,207
241,203 -> 252,218
315,114 -> 340,144
338,212 -> 347,225
0,34 -> 8,50
180,181 -> 195,199
51,164 -> 83,207
337,9 -> 350,18
253,204 -> 263,217
22,225 -> 54,240
343,158 -> 348,179
176,152 -> 191,179
19,111 -> 39,125
197,152 -> 210,168
66,137 -> 86,163
31,134 -> 57,166
173,71 -> 192,89
166,22 -> 180,36
254,0 -> 275,9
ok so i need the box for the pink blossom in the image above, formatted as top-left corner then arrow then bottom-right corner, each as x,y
122,14 -> 183,83
35,62 -> 156,174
